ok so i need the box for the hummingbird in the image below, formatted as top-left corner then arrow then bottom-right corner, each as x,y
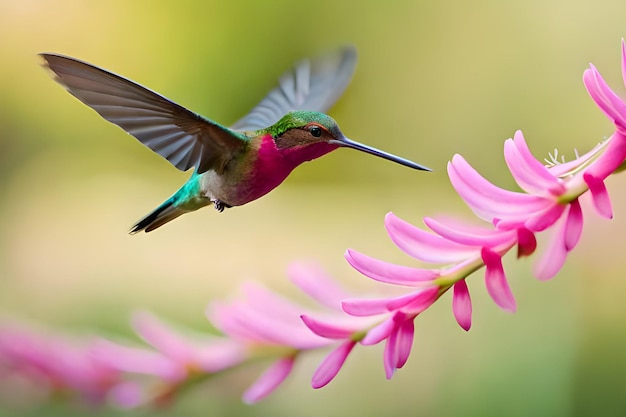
40,47 -> 430,233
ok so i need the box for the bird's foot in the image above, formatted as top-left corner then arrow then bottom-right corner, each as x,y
211,199 -> 225,213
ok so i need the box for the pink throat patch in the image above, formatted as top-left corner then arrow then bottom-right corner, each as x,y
248,135 -> 339,198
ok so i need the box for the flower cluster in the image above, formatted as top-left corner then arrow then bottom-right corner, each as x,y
3,41 -> 626,408
0,320 -> 143,408
304,40 -> 626,380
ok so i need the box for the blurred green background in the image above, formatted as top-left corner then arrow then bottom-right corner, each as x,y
2,0 -> 626,415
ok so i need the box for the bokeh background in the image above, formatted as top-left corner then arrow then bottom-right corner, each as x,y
1,0 -> 626,415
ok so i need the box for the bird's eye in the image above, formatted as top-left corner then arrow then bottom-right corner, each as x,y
309,126 -> 322,137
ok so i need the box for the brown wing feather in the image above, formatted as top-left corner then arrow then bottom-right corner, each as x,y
41,53 -> 248,173
231,45 -> 357,132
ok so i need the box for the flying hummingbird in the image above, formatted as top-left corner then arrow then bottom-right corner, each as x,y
40,47 -> 430,233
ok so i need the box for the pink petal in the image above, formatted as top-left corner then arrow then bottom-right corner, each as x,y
288,262 -> 351,310
423,217 -> 517,247
523,203 -> 566,232
208,301 -> 261,342
448,156 -> 548,222
583,173 -> 613,219
516,227 -> 537,258
239,283 -> 309,324
208,283 -> 330,349
533,215 -> 568,280
383,343 -> 396,379
342,287 -> 438,317
342,297 -> 394,317
585,132 -> 626,180
564,200 -> 583,251
345,248 -> 439,286
385,213 -> 478,263
622,38 -> 626,88
482,248 -> 516,313
131,312 -> 191,363
195,339 -> 248,373
242,357 -> 294,404
394,314 -> 415,369
385,287 -> 439,313
383,312 -> 415,379
92,339 -> 183,381
311,340 -> 356,389
208,298 -> 327,349
361,317 -> 394,345
491,200 -> 558,231
504,131 -> 565,196
583,65 -> 626,131
300,315 -> 357,339
452,280 -> 472,331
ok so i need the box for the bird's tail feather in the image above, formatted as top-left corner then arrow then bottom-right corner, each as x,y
129,198 -> 187,234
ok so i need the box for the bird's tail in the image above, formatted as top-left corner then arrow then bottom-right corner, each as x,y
129,197 -> 188,234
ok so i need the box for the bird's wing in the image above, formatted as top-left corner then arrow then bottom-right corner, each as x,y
41,53 -> 248,174
230,45 -> 357,132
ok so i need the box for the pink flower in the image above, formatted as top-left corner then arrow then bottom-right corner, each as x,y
448,130 -> 615,280
206,262 -> 362,403
0,321 -> 142,408
345,213 -> 521,330
93,311 -> 247,406
583,40 -> 626,135
344,41 -> 626,337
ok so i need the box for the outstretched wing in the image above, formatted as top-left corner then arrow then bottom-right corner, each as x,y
231,45 -> 357,132
41,53 -> 248,174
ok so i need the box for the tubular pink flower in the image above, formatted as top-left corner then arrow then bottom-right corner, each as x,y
384,311 -> 415,378
311,340 -> 357,389
243,357 -> 295,404
583,64 -> 626,132
208,282 -> 329,349
385,212 -> 480,263
482,248 -> 516,313
585,132 -> 626,180
582,40 -> 626,178
207,264 -> 381,399
532,214 -> 570,281
93,339 -> 184,381
361,316 -> 396,346
341,286 -> 438,317
386,287 -> 439,312
287,262 -> 351,310
345,248 -> 439,286
448,154 -> 549,224
0,322 -> 141,407
423,216 -> 517,247
300,315 -> 362,339
504,131 -> 565,197
341,296 -> 399,316
131,311 -> 199,367
583,172 -> 613,219
452,280 -> 472,331
130,312 -> 246,375
344,43 -> 626,354
564,199 -> 583,250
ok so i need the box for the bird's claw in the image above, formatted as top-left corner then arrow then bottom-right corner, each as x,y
212,199 -> 225,213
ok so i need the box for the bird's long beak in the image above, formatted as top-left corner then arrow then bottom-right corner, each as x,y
329,137 -> 431,171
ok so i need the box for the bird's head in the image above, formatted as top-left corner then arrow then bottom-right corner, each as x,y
266,110 -> 430,171
268,111 -> 343,152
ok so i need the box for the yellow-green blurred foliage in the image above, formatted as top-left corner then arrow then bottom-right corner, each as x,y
1,0 -> 626,415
